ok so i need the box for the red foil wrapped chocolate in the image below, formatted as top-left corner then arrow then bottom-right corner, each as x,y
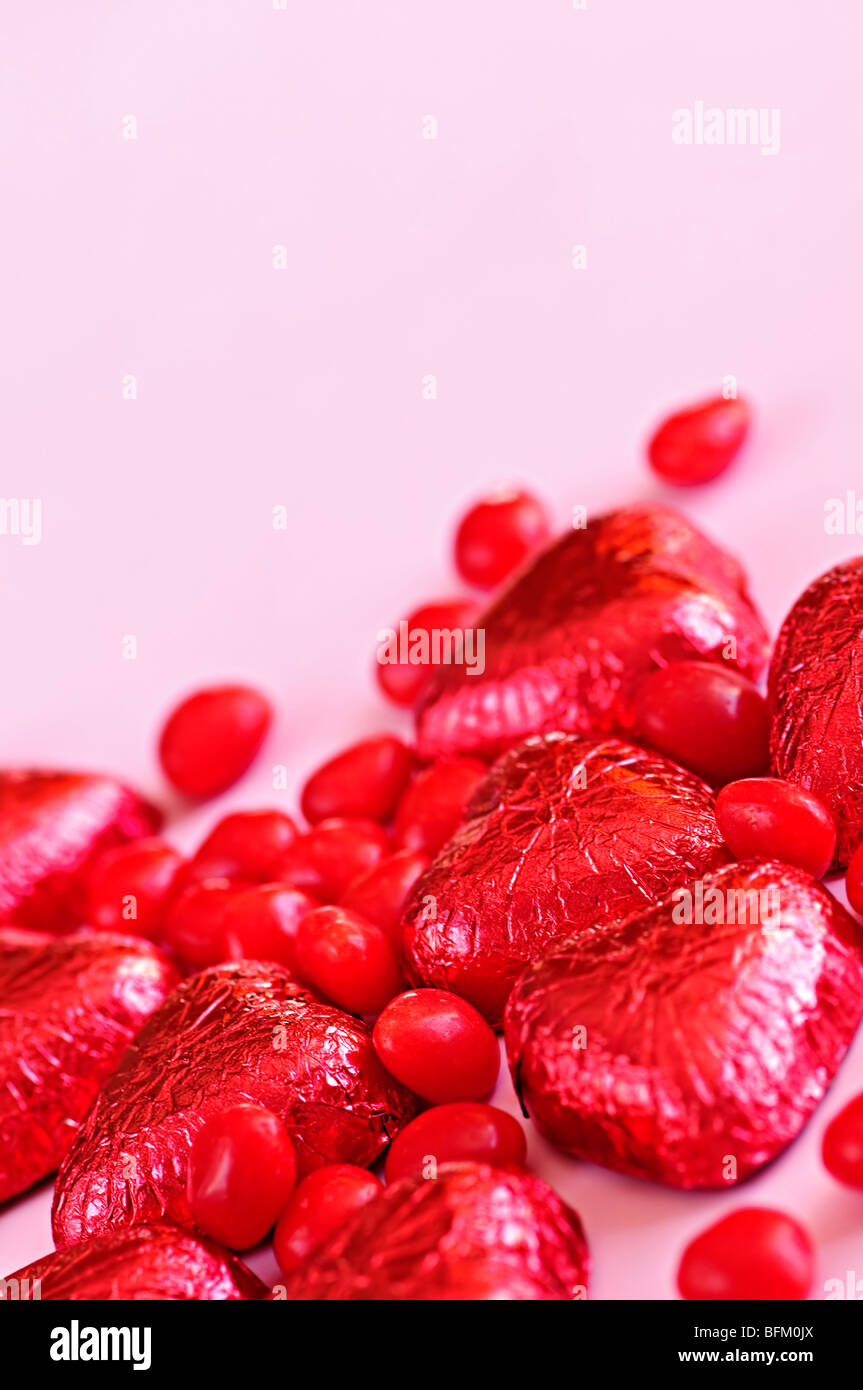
0,932 -> 179,1205
505,861 -> 863,1188
769,558 -> 863,867
278,1163 -> 589,1300
0,770 -> 161,931
401,732 -> 729,1024
416,505 -> 769,761
52,960 -> 415,1246
2,1224 -> 265,1301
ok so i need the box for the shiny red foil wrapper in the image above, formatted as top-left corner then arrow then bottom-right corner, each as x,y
417,505 -> 769,761
0,770 -> 161,931
2,1223 -> 265,1301
401,732 -> 729,1025
278,1162 -> 589,1300
505,861 -> 863,1188
52,960 -> 415,1246
769,558 -> 863,867
0,933 -> 179,1205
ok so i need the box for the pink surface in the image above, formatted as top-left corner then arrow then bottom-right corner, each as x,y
2,1 -> 863,1297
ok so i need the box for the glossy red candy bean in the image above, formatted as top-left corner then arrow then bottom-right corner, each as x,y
376,600 -> 477,708
187,810 -> 297,885
677,1208 -> 814,1301
275,818 -> 389,903
373,989 -> 500,1102
87,838 -> 183,938
294,906 -> 401,1015
340,849 -> 430,945
187,1104 -> 297,1250
160,878 -> 241,970
394,759 -> 487,856
385,1103 -> 526,1184
635,661 -> 769,785
454,488 -> 551,590
648,396 -> 750,486
222,883 -> 317,969
845,843 -> 863,915
273,1164 -> 381,1276
716,778 -> 837,879
301,735 -> 414,825
158,685 -> 271,800
822,1093 -> 863,1189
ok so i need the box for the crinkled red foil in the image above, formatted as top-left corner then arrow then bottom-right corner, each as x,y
0,770 -> 161,931
417,505 -> 769,761
278,1162 -> 589,1300
505,861 -> 863,1188
2,1223 -> 265,1300
0,933 -> 179,1205
401,733 -> 729,1025
769,558 -> 863,867
52,960 -> 415,1247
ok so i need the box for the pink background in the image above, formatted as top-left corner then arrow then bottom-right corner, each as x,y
2,1 -> 863,1297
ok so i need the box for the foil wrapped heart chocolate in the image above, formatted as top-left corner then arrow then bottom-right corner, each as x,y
2,1223 -> 265,1301
401,732 -> 730,1024
52,960 -> 415,1246
277,1163 -> 589,1300
417,505 -> 769,760
0,932 -> 178,1205
505,861 -> 863,1188
0,770 -> 160,931
769,557 -> 863,866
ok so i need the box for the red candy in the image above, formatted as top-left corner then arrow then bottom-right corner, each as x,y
822,1093 -> 863,1189
340,849 -> 430,944
222,883 -> 316,968
273,1164 -> 381,1276
677,1208 -> 814,1301
161,877 -> 242,970
716,777 -> 837,878
187,809 -> 297,884
301,735 -> 414,824
635,661 -> 769,785
393,758 -> 487,856
294,906 -> 401,1015
373,989 -> 500,1102
648,395 -> 750,486
847,843 -> 863,915
376,599 -> 477,709
87,837 -> 183,937
454,488 -> 551,590
187,1104 -> 297,1249
276,817 -> 389,902
158,685 -> 272,799
385,1103 -> 526,1184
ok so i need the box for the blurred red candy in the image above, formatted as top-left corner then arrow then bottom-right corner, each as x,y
822,1093 -> 863,1189
376,599 -> 477,709
160,878 -> 242,970
294,906 -> 401,1015
385,1103 -> 526,1184
274,1165 -> 381,1276
276,818 -> 389,903
341,849 -> 430,945
454,488 -> 551,589
158,685 -> 271,799
677,1208 -> 813,1301
300,735 -> 414,824
394,758 -> 486,856
222,883 -> 317,968
648,395 -> 750,486
87,838 -> 183,937
186,810 -> 297,885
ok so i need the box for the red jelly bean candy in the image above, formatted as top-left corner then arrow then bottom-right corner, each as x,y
385,1102 -> 526,1184
300,735 -> 414,824
716,778 -> 837,879
187,810 -> 297,884
341,849 -> 431,944
375,600 -> 477,709
635,661 -> 769,785
222,883 -> 317,969
648,396 -> 750,486
822,1093 -> 863,1189
87,838 -> 183,938
160,878 -> 241,970
454,488 -> 551,590
294,906 -> 401,1015
845,842 -> 863,915
373,989 -> 500,1102
276,818 -> 389,903
158,685 -> 271,800
187,1104 -> 297,1249
394,758 -> 487,856
273,1164 -> 381,1276
677,1208 -> 814,1301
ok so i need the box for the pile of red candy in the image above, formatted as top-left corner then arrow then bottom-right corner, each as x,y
3,393 -> 863,1302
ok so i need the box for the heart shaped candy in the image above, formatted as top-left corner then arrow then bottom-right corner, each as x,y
505,861 -> 863,1188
